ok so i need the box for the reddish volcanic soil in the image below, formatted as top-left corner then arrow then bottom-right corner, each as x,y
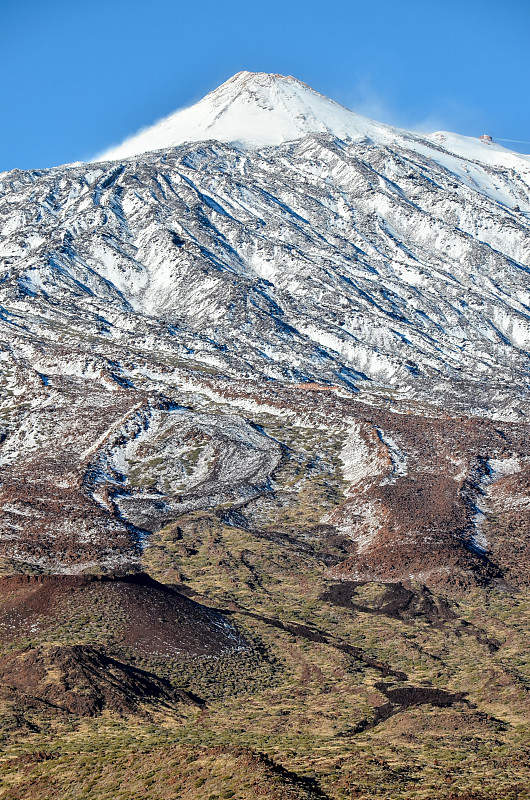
216,381 -> 530,590
0,572 -> 244,659
3,375 -> 530,592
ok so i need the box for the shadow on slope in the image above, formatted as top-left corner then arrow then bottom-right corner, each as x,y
0,644 -> 203,716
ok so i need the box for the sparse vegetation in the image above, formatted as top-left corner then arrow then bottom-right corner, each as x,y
2,396 -> 530,798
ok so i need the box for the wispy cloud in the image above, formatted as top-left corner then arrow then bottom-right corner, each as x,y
336,78 -> 479,136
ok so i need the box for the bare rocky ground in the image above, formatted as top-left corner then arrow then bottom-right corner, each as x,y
3,369 -> 530,588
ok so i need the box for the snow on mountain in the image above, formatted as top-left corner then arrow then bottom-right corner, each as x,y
97,71 -> 530,181
2,72 -> 530,426
97,71 -> 394,158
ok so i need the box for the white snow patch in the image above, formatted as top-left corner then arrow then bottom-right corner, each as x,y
470,455 -> 521,553
96,71 -> 530,181
338,422 -> 385,491
376,429 -> 408,484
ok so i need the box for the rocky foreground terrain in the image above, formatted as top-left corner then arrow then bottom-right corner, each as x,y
1,73 -> 530,798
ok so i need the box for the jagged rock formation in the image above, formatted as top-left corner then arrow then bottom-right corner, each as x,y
2,73 -> 530,414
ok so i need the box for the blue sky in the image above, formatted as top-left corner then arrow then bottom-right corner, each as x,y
1,0 -> 529,171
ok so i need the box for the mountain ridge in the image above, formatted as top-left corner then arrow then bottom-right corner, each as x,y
96,71 -> 530,175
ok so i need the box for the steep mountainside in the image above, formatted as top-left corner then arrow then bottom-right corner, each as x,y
2,74 -> 530,421
1,72 -> 530,800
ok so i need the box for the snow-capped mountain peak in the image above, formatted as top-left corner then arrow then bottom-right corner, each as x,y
3,68 -> 530,584
96,70 -> 396,160
3,69 -> 530,427
96,71 -> 530,177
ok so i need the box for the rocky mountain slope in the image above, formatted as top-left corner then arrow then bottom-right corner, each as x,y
2,73 -> 530,576
1,72 -> 530,799
2,72 -> 530,419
